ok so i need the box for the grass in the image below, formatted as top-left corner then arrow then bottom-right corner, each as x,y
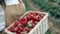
45,29 -> 51,34
23,0 -> 35,11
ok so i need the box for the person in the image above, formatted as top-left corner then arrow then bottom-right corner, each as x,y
0,0 -> 5,31
0,0 -> 26,32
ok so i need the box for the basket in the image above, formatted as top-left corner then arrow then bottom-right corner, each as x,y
5,11 -> 49,34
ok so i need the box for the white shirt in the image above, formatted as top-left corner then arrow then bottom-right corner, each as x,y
0,5 -> 5,31
5,0 -> 20,6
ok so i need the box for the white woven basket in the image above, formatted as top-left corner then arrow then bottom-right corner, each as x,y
5,11 -> 49,34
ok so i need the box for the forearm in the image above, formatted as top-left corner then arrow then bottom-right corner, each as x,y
0,5 -> 5,31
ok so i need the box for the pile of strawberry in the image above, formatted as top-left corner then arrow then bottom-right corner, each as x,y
7,12 -> 45,34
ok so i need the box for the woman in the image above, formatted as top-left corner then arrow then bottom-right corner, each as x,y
0,0 -> 5,31
0,0 -> 26,31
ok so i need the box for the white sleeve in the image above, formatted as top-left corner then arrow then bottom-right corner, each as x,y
0,5 -> 5,31
5,0 -> 20,6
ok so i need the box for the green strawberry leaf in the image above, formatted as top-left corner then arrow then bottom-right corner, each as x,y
27,20 -> 32,28
24,31 -> 27,34
20,24 -> 23,27
28,20 -> 32,24
28,24 -> 32,28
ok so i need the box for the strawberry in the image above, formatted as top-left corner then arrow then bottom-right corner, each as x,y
28,13 -> 35,18
7,28 -> 11,31
36,17 -> 41,21
39,13 -> 45,18
27,16 -> 31,21
16,33 -> 20,34
21,32 -> 24,34
29,14 -> 35,19
17,24 -> 24,32
11,28 -> 15,32
40,14 -> 44,18
22,17 -> 27,21
25,27 -> 30,33
33,21 -> 38,25
17,24 -> 20,29
21,21 -> 27,26
32,24 -> 35,28
13,21 -> 20,27
35,16 -> 39,21
8,27 -> 15,32
18,27 -> 24,32
11,27 -> 15,32
16,30 -> 21,34
38,17 -> 41,21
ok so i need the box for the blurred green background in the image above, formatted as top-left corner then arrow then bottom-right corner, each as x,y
23,0 -> 60,34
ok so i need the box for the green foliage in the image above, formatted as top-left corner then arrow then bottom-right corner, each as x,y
23,0 -> 35,11
45,29 -> 51,34
30,0 -> 60,26
49,0 -> 60,4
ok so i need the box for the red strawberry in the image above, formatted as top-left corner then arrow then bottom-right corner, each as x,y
34,15 -> 41,21
27,16 -> 31,21
33,21 -> 38,25
18,27 -> 24,32
36,17 -> 41,21
17,24 -> 20,29
25,27 -> 30,33
16,30 -> 21,34
13,21 -> 20,27
11,28 -> 15,32
21,32 -> 24,34
29,14 -> 34,19
7,28 -> 11,31
39,13 -> 45,18
35,16 -> 39,21
32,20 -> 35,23
21,21 -> 27,26
40,14 -> 44,18
8,27 -> 15,32
22,17 -> 27,21
38,17 -> 41,21
16,33 -> 20,34
32,24 -> 35,28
